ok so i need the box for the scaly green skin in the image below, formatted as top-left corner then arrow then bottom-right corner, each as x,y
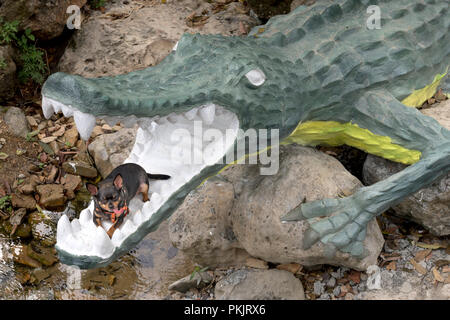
43,0 -> 450,268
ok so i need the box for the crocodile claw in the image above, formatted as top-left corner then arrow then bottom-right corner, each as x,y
282,194 -> 373,259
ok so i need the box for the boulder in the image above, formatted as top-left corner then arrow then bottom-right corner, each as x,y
88,128 -> 137,178
0,45 -> 17,101
35,184 -> 65,208
169,177 -> 251,268
62,125 -> 79,147
61,173 -> 82,199
170,145 -> 384,271
363,99 -> 450,236
230,146 -> 384,271
4,106 -> 29,138
58,0 -> 259,77
28,211 -> 57,247
215,269 -> 305,300
0,0 -> 87,40
62,160 -> 98,178
11,193 -> 36,209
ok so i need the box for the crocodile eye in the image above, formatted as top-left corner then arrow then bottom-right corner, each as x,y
245,69 -> 266,86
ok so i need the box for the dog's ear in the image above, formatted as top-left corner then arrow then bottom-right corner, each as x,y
86,183 -> 98,196
113,174 -> 123,190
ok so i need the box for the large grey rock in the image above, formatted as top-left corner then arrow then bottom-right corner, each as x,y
363,100 -> 450,236
88,128 -> 137,178
169,177 -> 251,268
230,146 -> 384,271
4,107 -> 29,138
170,145 -> 384,271
215,269 -> 305,300
58,0 -> 259,77
0,0 -> 87,40
0,45 -> 17,101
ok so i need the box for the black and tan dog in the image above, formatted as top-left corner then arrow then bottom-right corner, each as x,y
86,163 -> 170,238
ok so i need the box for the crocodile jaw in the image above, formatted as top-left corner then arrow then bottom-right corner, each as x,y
42,97 -> 239,266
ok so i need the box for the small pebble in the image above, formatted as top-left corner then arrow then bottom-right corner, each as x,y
318,293 -> 331,300
333,286 -> 341,297
331,271 -> 341,279
345,293 -> 354,300
313,281 -> 325,296
326,277 -> 336,288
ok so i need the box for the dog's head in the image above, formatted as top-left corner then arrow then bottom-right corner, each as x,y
86,174 -> 126,214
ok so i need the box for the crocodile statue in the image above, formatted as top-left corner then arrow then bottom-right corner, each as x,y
41,0 -> 450,269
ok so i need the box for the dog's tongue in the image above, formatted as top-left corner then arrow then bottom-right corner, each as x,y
113,208 -> 123,215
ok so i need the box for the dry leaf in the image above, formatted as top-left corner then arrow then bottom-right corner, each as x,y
409,259 -> 427,275
442,266 -> 450,273
276,263 -> 302,274
434,259 -> 449,267
414,249 -> 432,262
108,275 -> 116,286
348,271 -> 361,284
432,267 -> 444,282
416,242 -> 445,250
386,261 -> 397,271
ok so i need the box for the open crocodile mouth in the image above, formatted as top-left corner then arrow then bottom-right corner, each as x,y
41,96 -> 239,267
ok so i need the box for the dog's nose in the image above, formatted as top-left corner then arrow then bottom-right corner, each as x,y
108,203 -> 114,209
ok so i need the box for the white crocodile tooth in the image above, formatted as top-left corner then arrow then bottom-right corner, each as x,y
71,218 -> 81,233
93,226 -> 114,257
79,208 -> 92,226
133,211 -> 143,226
56,215 -> 72,243
74,110 -> 96,140
129,198 -> 144,212
172,41 -> 179,51
199,103 -> 216,125
137,117 -> 153,128
150,193 -> 163,207
184,108 -> 198,121
150,121 -> 159,132
61,105 -> 74,117
122,115 -> 137,128
167,113 -> 179,124
53,101 -> 62,113
105,116 -> 120,127
42,97 -> 55,119
142,201 -> 153,219
111,228 -> 124,247
120,219 -> 136,236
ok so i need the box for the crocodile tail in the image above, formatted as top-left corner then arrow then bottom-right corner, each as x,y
147,173 -> 171,180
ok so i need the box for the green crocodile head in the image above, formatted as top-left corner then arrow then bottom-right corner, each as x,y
42,33 -> 290,268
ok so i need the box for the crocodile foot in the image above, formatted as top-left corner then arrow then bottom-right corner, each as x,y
281,194 -> 376,259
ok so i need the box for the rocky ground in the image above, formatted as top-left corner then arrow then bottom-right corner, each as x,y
0,0 -> 449,300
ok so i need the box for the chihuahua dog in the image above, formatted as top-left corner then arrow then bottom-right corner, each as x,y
86,163 -> 170,238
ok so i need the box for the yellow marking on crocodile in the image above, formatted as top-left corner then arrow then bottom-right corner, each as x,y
283,121 -> 422,165
401,68 -> 448,108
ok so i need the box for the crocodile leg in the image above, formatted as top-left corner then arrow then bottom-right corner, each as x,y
282,90 -> 450,258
